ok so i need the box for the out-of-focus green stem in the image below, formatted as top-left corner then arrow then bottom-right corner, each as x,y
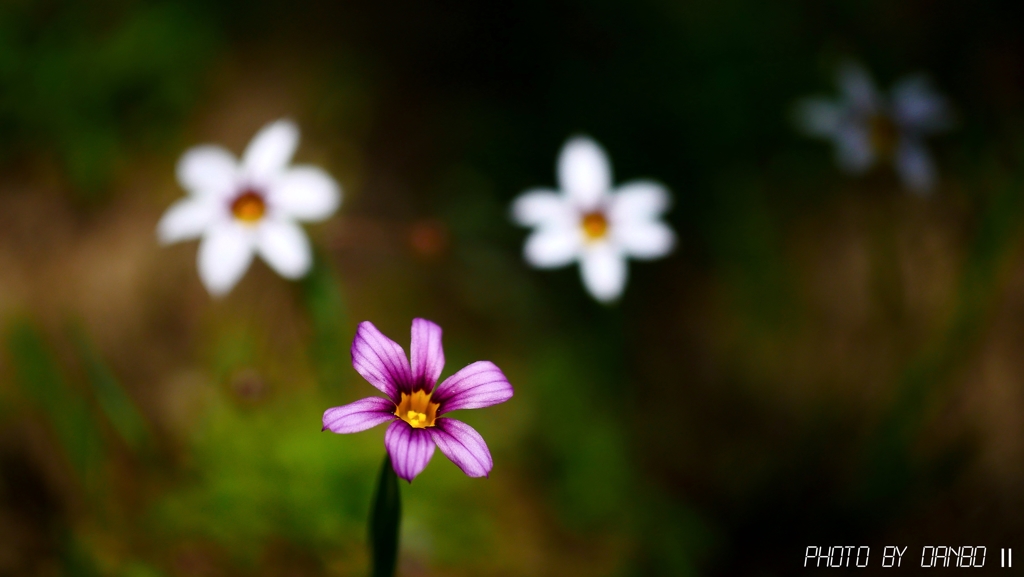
861,172 -> 1024,511
301,250 -> 351,391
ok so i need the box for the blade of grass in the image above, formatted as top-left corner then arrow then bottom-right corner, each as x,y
69,323 -> 151,455
860,171 -> 1024,512
7,321 -> 105,488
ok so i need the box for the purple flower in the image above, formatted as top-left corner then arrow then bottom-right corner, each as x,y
322,318 -> 514,482
794,62 -> 952,195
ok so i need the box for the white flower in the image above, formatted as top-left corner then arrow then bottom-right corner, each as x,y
157,119 -> 341,296
512,136 -> 675,303
795,62 -> 951,194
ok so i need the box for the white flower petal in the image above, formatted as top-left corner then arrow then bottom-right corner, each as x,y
891,76 -> 951,133
557,136 -> 612,209
242,119 -> 299,181
794,98 -> 844,137
157,197 -> 219,245
834,123 -> 874,173
511,189 -> 574,228
579,243 -> 627,303
198,223 -> 255,297
176,145 -> 237,197
838,62 -> 880,113
895,138 -> 936,195
523,227 -> 581,269
609,180 -> 671,224
256,219 -> 312,279
613,220 -> 675,260
268,166 -> 341,222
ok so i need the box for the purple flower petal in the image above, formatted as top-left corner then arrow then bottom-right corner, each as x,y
429,418 -> 493,478
891,76 -> 950,133
322,397 -> 396,434
838,61 -> 880,114
351,321 -> 412,401
384,421 -> 436,482
434,361 -> 514,414
895,137 -> 936,194
410,318 -> 444,391
834,123 -> 874,173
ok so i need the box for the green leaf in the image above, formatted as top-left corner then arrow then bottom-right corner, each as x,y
59,531 -> 100,577
369,454 -> 401,577
118,561 -> 167,577
6,321 -> 104,486
70,324 -> 151,455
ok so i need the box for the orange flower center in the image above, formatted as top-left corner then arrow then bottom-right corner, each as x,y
395,390 -> 440,429
869,114 -> 899,160
231,190 -> 266,223
581,211 -> 609,241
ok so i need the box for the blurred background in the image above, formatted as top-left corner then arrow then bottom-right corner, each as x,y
2,0 -> 1024,575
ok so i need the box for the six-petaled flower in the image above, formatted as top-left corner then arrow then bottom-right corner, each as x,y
795,62 -> 951,194
512,136 -> 676,303
157,119 -> 341,296
322,319 -> 514,482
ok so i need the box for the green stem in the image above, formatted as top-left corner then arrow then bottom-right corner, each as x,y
300,250 -> 351,392
858,173 -> 1024,512
369,454 -> 401,577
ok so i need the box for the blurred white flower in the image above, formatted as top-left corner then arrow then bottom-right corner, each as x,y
157,119 -> 341,296
512,136 -> 675,303
795,62 -> 951,194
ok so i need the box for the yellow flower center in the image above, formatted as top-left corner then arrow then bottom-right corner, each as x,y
231,189 -> 266,223
581,211 -> 609,241
395,390 -> 440,429
869,114 -> 899,160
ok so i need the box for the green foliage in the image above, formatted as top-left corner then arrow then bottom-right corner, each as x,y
301,253 -> 352,391
59,532 -> 102,577
71,324 -> 152,455
530,336 -> 632,527
118,562 -> 167,577
0,1 -> 219,195
7,321 -> 105,486
152,392 -> 380,559
860,167 -> 1024,512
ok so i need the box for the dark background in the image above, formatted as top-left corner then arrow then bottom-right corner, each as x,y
2,0 -> 1024,575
